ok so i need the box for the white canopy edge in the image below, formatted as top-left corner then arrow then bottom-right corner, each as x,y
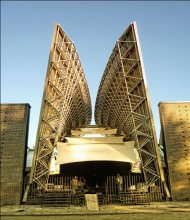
65,136 -> 124,144
56,141 -> 136,164
71,128 -> 117,136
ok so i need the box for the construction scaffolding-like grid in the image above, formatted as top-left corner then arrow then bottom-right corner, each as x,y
95,22 -> 168,195
29,24 -> 92,190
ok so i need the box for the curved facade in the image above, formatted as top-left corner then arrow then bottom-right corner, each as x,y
95,22 -> 163,187
28,22 -> 168,196
30,24 -> 91,189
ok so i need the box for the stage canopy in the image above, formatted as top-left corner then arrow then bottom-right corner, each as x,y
56,139 -> 136,164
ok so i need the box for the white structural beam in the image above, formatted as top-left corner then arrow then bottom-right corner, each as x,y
56,141 -> 136,164
65,136 -> 124,144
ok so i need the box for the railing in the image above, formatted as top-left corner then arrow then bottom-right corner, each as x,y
25,175 -> 165,206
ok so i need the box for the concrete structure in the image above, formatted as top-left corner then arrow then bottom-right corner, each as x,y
0,104 -> 30,205
26,148 -> 34,170
159,102 -> 190,201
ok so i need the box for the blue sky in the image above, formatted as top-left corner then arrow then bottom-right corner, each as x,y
1,1 -> 190,147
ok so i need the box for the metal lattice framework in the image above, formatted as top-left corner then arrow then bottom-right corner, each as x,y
95,22 -> 164,187
29,24 -> 91,189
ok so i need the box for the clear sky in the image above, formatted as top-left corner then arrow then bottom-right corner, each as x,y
1,1 -> 190,148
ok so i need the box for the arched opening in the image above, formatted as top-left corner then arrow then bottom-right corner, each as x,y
59,161 -> 132,188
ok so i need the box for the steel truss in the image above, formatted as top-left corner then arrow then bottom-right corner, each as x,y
95,22 -> 168,191
29,24 -> 92,190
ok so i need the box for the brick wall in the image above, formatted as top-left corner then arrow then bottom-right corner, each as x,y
1,104 -> 30,205
159,102 -> 190,201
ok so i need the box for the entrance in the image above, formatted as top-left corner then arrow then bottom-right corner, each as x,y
60,161 -> 131,190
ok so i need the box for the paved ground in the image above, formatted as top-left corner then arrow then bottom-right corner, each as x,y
1,202 -> 190,220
